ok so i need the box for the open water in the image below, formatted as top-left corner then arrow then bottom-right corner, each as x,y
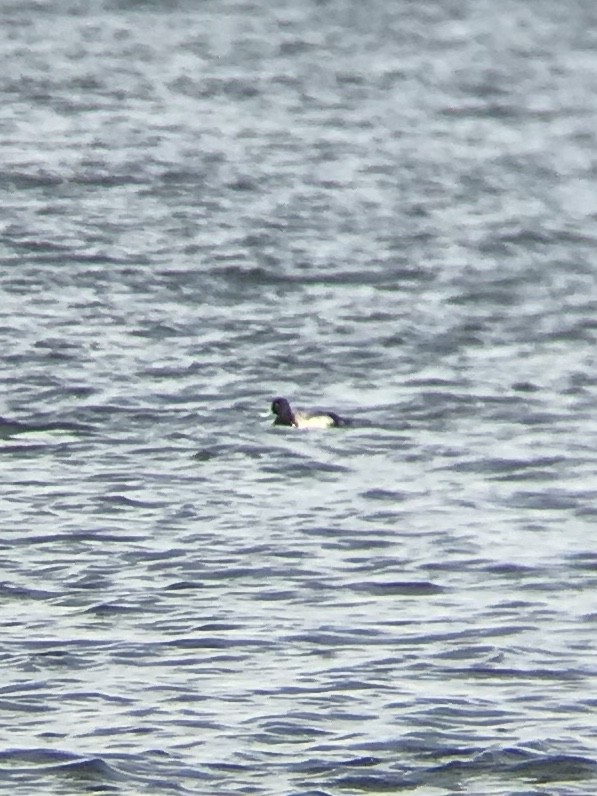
1,0 -> 597,794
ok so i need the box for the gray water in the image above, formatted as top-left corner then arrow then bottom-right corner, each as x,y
1,1 -> 597,794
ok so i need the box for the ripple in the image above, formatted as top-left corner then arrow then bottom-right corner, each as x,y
2,1 -> 597,794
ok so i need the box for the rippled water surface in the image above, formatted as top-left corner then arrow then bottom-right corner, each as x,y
1,1 -> 597,794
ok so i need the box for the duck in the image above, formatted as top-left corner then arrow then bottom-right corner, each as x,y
270,397 -> 350,429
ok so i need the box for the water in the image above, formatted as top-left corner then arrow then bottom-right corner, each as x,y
1,0 -> 597,793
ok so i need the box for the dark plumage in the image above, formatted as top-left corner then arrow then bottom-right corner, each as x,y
270,397 -> 349,429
